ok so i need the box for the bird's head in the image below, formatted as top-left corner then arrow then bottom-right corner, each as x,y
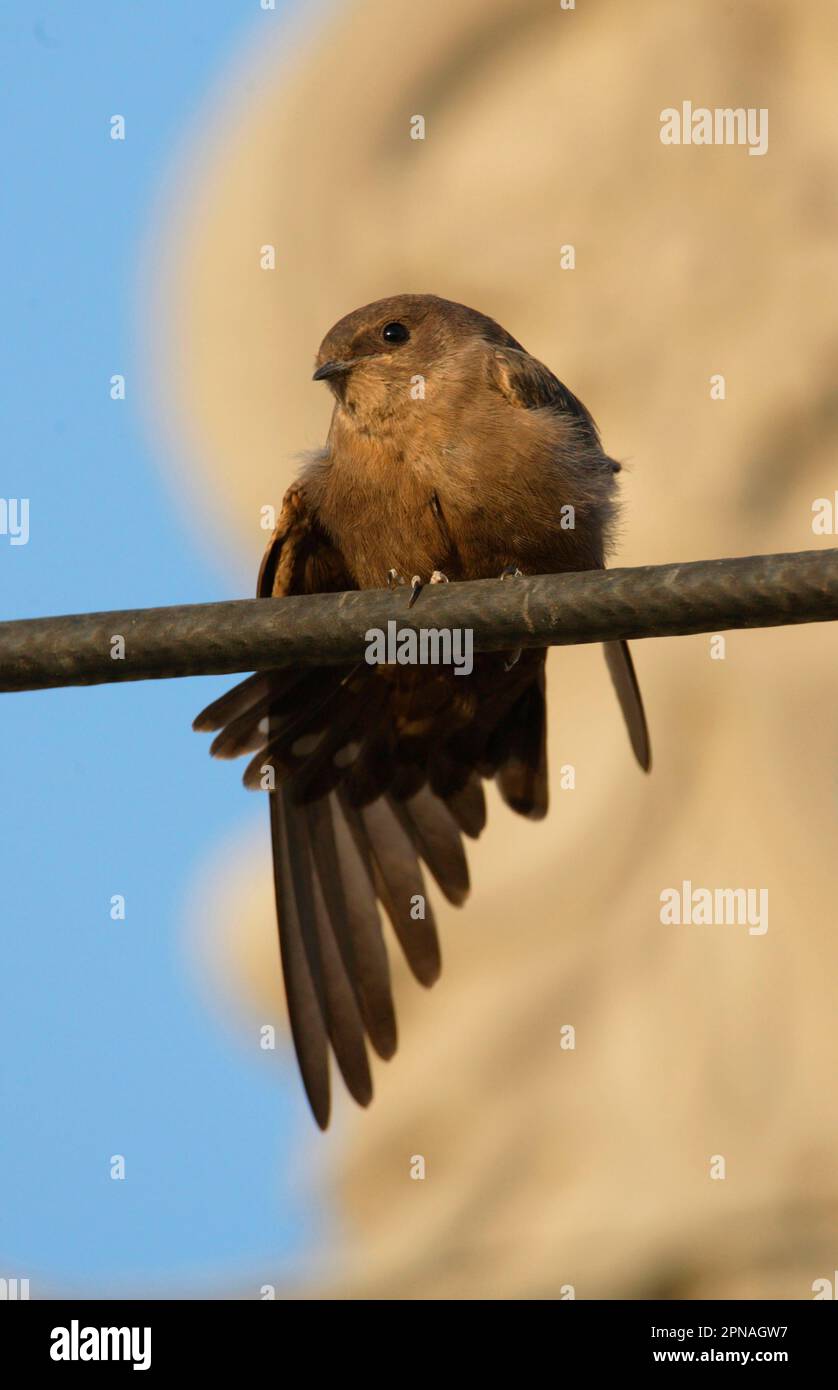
312,293 -> 517,423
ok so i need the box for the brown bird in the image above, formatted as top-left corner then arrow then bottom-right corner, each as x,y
194,294 -> 650,1128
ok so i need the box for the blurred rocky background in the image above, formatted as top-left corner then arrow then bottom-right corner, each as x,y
150,0 -> 838,1297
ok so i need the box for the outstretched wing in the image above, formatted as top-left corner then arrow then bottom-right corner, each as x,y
194,483 -> 545,1127
488,345 -> 651,772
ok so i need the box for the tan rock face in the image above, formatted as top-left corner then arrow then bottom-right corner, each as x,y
155,0 -> 838,1297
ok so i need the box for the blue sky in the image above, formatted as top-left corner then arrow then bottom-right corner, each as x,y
0,1 -> 326,1293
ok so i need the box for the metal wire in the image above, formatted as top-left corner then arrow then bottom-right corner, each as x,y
0,548 -> 836,693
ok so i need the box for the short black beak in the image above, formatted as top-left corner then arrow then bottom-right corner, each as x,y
312,359 -> 350,382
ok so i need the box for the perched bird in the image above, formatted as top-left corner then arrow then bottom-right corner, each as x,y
194,294 -> 650,1128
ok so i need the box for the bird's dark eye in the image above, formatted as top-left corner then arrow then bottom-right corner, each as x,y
382,321 -> 410,344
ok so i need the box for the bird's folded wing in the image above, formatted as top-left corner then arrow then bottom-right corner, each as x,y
603,639 -> 652,772
488,345 -> 651,773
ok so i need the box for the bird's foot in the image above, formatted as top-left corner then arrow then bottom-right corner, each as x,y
387,568 -> 407,589
430,570 -> 449,584
500,565 -> 523,580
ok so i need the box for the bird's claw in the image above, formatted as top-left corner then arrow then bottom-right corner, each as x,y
387,568 -> 407,589
405,571 -> 447,607
500,565 -> 523,580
